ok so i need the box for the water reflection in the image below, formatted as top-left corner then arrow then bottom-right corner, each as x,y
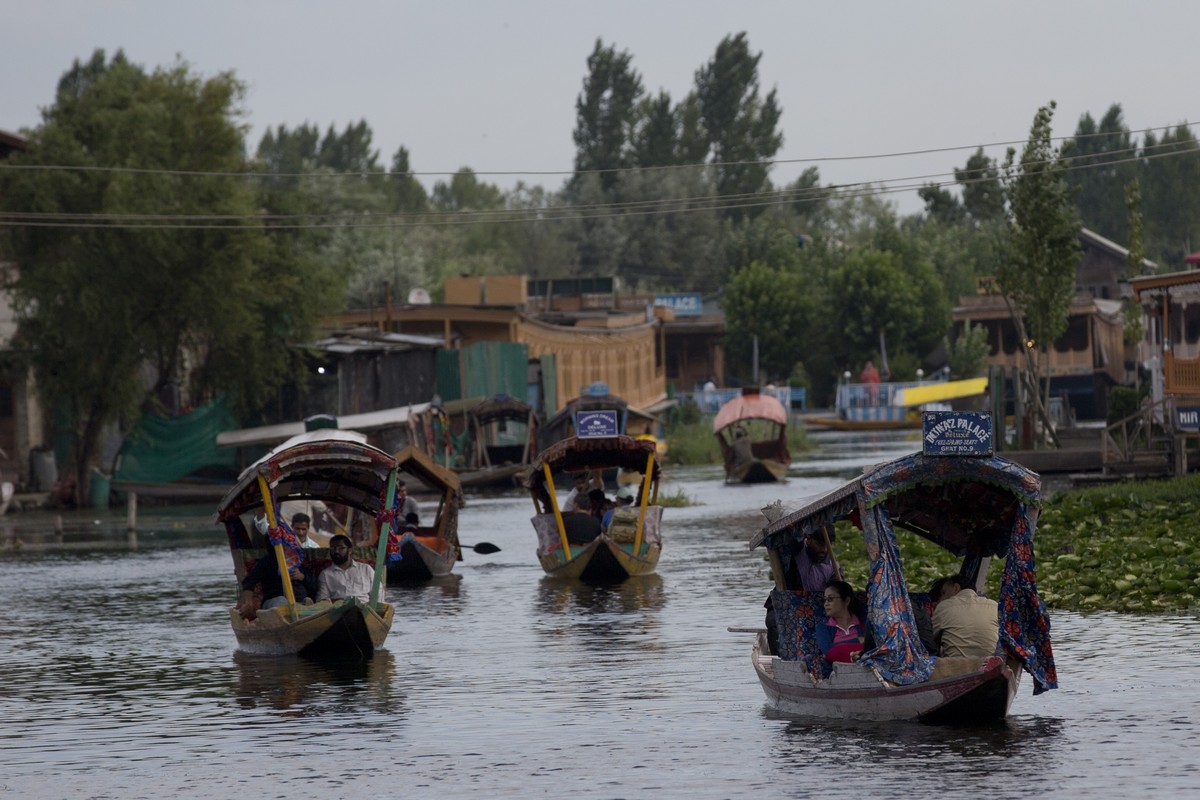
387,572 -> 464,606
534,573 -> 666,616
232,649 -> 403,719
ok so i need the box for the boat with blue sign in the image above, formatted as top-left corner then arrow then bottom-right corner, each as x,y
526,433 -> 663,582
744,411 -> 1057,722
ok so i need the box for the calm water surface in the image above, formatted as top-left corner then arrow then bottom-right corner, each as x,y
1,430 -> 1198,798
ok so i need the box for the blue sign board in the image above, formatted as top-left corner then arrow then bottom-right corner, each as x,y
577,410 -> 619,439
654,293 -> 703,316
1177,406 -> 1200,432
922,411 -> 993,456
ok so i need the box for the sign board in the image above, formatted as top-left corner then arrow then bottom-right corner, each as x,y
1177,405 -> 1200,432
654,293 -> 703,316
577,410 -> 619,439
922,411 -> 993,456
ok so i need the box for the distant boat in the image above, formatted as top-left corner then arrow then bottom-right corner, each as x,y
385,445 -> 466,583
215,430 -> 397,659
540,382 -> 664,457
804,377 -> 988,430
713,387 -> 790,483
526,434 -> 663,583
455,394 -> 538,490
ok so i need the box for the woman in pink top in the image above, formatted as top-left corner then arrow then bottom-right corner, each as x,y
815,579 -> 865,663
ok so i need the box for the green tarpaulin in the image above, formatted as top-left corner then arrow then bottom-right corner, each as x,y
113,399 -> 238,484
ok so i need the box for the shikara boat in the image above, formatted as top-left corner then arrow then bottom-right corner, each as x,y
714,387 -> 790,483
385,444 -> 466,582
456,394 -> 538,490
539,382 -> 665,457
526,434 -> 664,582
215,430 -> 398,659
746,411 -> 1057,722
804,377 -> 987,431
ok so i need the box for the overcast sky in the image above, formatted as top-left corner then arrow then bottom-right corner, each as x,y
3,1 -> 1196,215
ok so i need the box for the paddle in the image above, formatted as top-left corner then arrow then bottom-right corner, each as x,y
463,542 -> 501,554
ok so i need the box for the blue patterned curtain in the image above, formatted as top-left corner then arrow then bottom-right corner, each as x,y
998,503 -> 1058,693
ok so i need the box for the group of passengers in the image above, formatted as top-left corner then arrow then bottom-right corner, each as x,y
558,471 -> 638,544
770,527 -> 1000,667
237,511 -> 384,621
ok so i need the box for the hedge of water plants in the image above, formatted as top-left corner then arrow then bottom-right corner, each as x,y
827,473 -> 1200,615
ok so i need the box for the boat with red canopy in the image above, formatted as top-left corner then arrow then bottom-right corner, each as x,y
713,387 -> 790,483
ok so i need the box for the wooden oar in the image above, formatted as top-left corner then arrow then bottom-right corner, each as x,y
462,541 -> 501,554
819,524 -> 843,581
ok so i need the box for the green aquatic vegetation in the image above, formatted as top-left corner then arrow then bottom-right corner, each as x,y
657,489 -> 702,508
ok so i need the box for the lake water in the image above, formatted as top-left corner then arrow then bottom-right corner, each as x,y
2,429 -> 1198,798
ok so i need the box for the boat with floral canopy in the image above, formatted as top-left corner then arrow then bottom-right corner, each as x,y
746,411 -> 1057,722
526,433 -> 663,582
215,430 -> 398,659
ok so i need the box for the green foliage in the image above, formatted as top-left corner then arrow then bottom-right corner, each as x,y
946,322 -> 991,379
1064,104 -> 1135,242
1123,178 -> 1147,345
955,148 -> 1006,222
1140,124 -> 1200,266
663,420 -> 723,465
573,38 -> 644,194
694,32 -> 783,219
722,261 -> 812,382
0,50 -> 337,499
657,488 -> 702,507
1106,385 -> 1145,425
918,184 -> 966,225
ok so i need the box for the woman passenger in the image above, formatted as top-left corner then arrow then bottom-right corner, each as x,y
816,579 -> 865,664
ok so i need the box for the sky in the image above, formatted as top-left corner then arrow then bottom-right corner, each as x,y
3,0 -> 1197,216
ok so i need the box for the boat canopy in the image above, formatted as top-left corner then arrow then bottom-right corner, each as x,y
752,451 -> 1056,695
469,394 -> 534,424
393,444 -> 464,500
215,430 -> 397,522
712,390 -> 788,433
526,435 -> 661,490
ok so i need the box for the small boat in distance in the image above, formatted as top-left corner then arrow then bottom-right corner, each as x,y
526,433 -> 664,583
539,382 -> 665,458
713,387 -> 790,483
456,394 -> 538,490
804,376 -> 988,431
745,411 -> 1057,723
215,430 -> 397,659
385,444 -> 466,583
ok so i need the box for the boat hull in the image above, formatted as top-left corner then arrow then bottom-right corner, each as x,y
230,598 -> 394,659
725,458 -> 788,483
752,634 -> 1019,723
386,536 -> 457,582
537,536 -> 661,583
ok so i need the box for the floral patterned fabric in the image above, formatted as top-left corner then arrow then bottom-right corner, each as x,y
379,483 -> 405,565
266,506 -> 304,574
856,503 -> 936,685
770,588 -> 828,680
998,502 -> 1058,693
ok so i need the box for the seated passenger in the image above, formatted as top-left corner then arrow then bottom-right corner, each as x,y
587,488 -> 610,521
317,534 -> 376,603
562,494 -> 602,544
602,485 -> 635,531
238,546 -> 310,619
815,579 -> 865,664
401,512 -> 420,536
929,574 -> 999,658
794,526 -> 836,592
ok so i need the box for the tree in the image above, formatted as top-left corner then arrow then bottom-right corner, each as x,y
0,50 -> 339,501
918,184 -> 966,225
955,148 -> 1005,223
1140,124 -> 1200,265
389,145 -> 428,213
694,33 -> 783,219
572,39 -> 644,194
722,261 -> 811,382
946,323 -> 991,380
999,102 -> 1081,446
1122,178 -> 1147,346
1064,105 -> 1135,242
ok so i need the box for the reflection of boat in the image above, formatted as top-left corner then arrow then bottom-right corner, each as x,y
536,573 -> 666,615
233,649 -> 400,716
216,430 -> 398,659
526,434 -> 664,582
456,394 -> 538,489
385,445 -> 465,583
804,377 -> 988,431
713,387 -> 790,483
748,413 -> 1056,722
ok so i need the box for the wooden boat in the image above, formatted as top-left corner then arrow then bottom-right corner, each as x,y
539,382 -> 664,458
713,387 -> 790,483
385,444 -> 466,582
746,411 -> 1057,722
804,377 -> 988,430
526,434 -> 664,582
455,394 -> 538,490
215,430 -> 398,659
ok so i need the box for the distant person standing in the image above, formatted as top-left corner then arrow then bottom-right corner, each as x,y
702,377 -> 718,412
860,360 -> 881,405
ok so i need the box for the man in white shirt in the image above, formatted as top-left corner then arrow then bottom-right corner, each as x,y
397,480 -> 419,523
560,471 -> 600,513
317,535 -> 377,603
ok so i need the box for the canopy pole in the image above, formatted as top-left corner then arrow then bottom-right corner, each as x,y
256,473 -> 297,614
633,452 -> 654,555
543,463 -> 572,562
370,469 -> 399,606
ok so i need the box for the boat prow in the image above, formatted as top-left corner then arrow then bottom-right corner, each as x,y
230,597 -> 394,660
